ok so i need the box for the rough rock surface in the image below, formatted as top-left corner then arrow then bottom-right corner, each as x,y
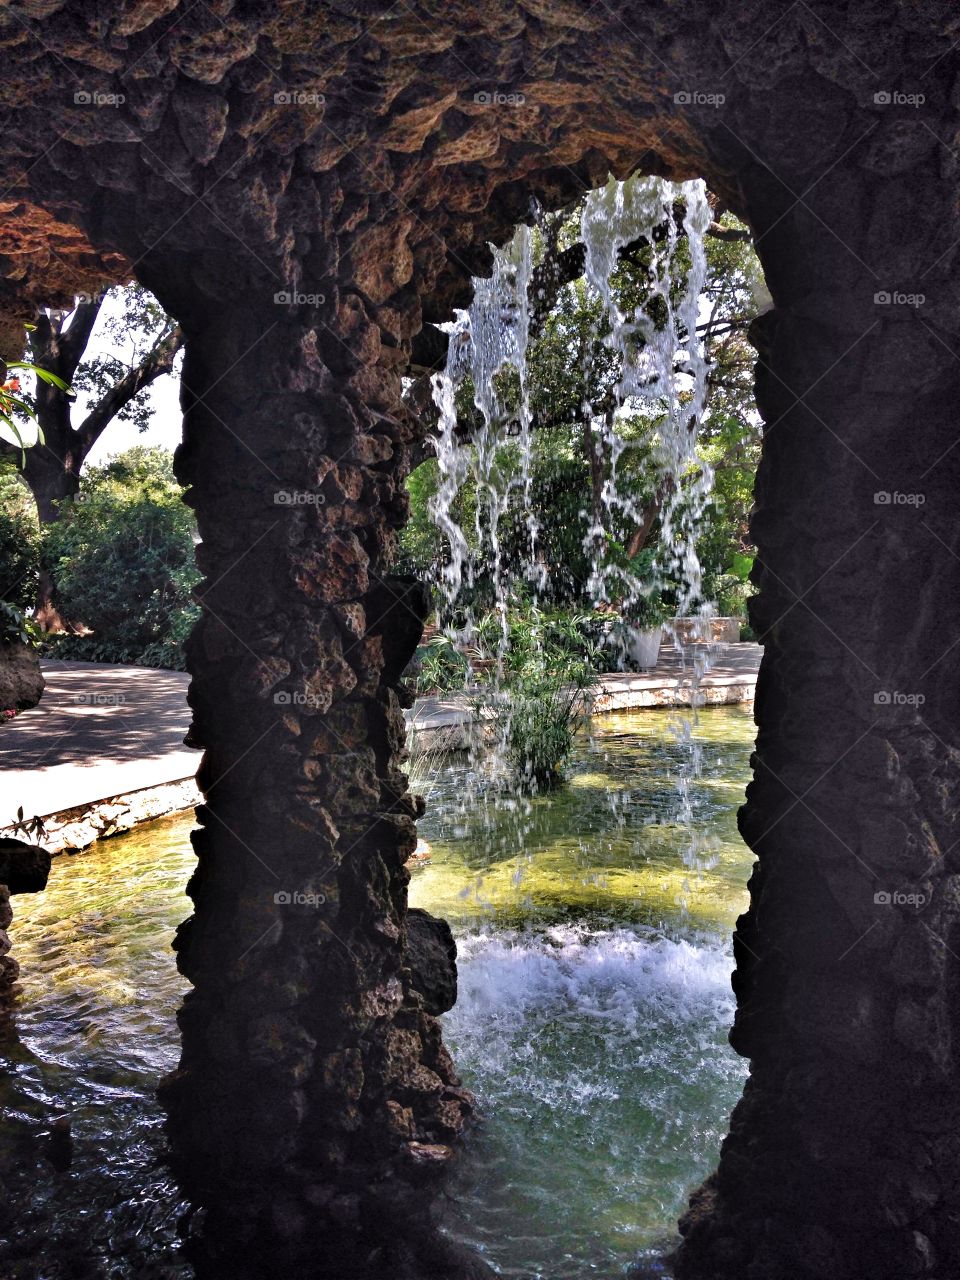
1,3 -> 959,1277
0,837 -> 51,894
0,644 -> 44,713
0,837 -> 51,1009
405,908 -> 458,1016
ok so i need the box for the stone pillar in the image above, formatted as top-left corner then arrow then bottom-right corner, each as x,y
675,154 -> 960,1277
154,275 -> 476,1275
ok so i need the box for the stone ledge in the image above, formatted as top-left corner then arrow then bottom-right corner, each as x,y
409,682 -> 757,752
1,777 -> 201,855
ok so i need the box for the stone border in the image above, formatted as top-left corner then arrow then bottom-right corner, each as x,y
7,682 -> 755,854
1,777 -> 202,855
409,681 -> 757,751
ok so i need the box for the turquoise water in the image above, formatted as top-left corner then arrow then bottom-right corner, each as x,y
0,706 -> 756,1277
411,707 -> 756,1277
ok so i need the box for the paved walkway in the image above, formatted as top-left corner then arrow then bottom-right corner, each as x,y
0,660 -> 200,827
0,644 -> 762,827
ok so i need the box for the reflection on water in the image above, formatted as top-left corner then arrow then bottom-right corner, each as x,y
0,813 -> 194,1278
0,706 -> 755,1278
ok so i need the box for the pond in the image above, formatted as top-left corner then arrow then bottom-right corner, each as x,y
0,705 -> 756,1278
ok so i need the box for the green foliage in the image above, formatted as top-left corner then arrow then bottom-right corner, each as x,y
482,607 -> 599,791
415,633 -> 469,695
397,458 -> 443,579
0,346 -> 70,457
43,447 -> 199,670
0,469 -> 41,611
70,285 -> 179,434
404,204 -> 763,620
0,599 -> 41,648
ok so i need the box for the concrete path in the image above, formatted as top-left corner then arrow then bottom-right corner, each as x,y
0,660 -> 199,827
0,644 -> 762,827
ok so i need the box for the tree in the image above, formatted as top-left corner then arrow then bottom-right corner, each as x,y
0,285 -> 183,627
43,447 -> 199,670
0,469 -> 40,613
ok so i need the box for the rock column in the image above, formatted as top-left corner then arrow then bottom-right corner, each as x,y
676,151 -> 960,1279
156,270 -> 475,1275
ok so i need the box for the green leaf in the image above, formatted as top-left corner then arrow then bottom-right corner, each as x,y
729,552 -> 754,582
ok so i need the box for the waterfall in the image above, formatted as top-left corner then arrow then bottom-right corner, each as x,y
429,224 -> 536,665
579,175 -> 716,867
426,172 -> 718,879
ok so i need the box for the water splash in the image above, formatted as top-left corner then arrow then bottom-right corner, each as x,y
426,174 -> 719,890
579,175 -> 716,873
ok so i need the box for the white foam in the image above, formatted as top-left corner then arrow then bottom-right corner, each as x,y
445,926 -> 740,1116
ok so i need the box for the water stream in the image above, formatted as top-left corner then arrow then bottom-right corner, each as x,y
0,706 -> 755,1278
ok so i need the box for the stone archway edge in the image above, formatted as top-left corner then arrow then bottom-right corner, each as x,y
0,646 -> 760,835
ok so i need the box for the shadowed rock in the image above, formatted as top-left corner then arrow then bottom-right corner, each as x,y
0,644 -> 44,714
0,838 -> 51,894
406,908 -> 458,1016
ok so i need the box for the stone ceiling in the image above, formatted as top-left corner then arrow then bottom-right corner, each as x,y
0,2 -> 957,325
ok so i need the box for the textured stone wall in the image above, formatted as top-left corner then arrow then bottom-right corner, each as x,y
675,146 -> 960,1280
142,273 -> 478,1273
0,839 -> 51,1010
1,2 -> 960,1276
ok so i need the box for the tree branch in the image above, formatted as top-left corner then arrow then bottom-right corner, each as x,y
76,325 -> 183,460
57,293 -> 107,378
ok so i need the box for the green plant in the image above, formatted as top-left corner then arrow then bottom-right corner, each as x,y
42,447 -> 199,669
415,633 -> 469,695
0,348 -> 71,458
0,600 -> 41,648
624,591 -> 667,630
0,470 -> 41,611
479,606 -> 598,791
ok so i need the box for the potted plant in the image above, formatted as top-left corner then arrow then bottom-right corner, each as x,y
607,593 -> 667,670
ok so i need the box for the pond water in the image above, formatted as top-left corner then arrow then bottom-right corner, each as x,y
0,706 -> 756,1278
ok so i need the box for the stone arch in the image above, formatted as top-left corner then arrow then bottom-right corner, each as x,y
2,4 -> 960,1277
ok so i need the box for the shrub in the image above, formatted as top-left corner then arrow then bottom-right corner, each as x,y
415,633 -> 469,695
42,447 -> 199,669
0,470 -> 40,613
481,607 -> 598,791
0,599 -> 40,648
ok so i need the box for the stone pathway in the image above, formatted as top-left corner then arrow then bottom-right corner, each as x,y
0,644 -> 762,836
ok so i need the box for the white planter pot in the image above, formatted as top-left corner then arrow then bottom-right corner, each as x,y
607,623 -> 663,670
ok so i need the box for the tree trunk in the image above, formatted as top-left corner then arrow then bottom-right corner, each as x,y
21,456 -> 80,632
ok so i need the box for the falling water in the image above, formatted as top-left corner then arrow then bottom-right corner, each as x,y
430,224 -> 537,660
579,175 -> 717,869
428,174 -> 718,865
